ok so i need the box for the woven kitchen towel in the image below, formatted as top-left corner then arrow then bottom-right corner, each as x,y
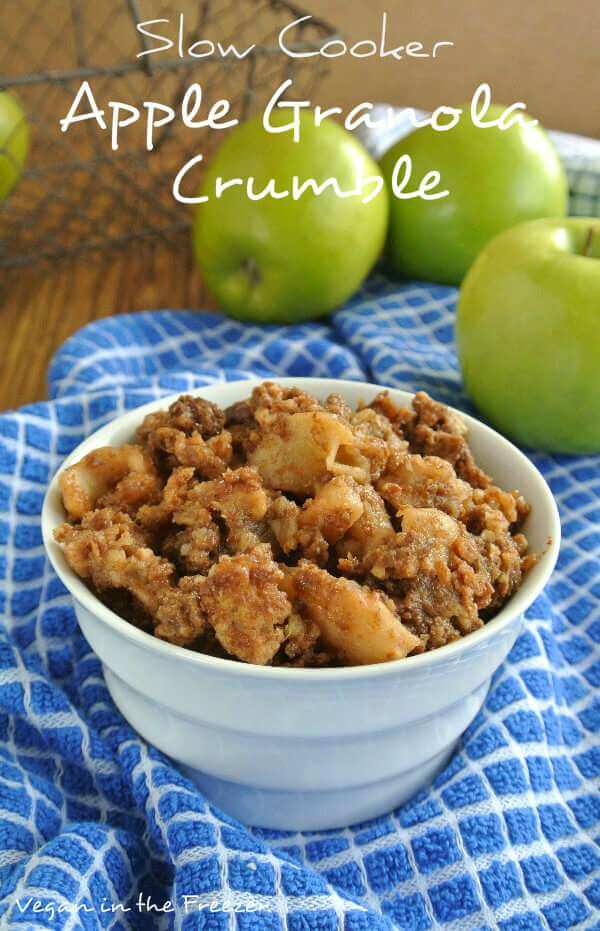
0,139 -> 599,931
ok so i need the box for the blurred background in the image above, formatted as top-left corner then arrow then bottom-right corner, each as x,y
0,0 -> 598,408
314,0 -> 599,138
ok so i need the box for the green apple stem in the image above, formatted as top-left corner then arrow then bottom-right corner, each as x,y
583,225 -> 600,257
242,257 -> 262,288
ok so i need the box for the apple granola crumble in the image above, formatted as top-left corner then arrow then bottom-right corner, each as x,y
54,383 -> 534,667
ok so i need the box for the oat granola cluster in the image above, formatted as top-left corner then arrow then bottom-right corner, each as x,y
55,383 -> 534,667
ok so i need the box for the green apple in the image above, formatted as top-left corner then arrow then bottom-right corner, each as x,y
457,218 -> 600,453
0,91 -> 30,201
380,105 -> 567,285
192,113 -> 388,323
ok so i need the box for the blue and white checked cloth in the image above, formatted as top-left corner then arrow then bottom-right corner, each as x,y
0,125 -> 599,930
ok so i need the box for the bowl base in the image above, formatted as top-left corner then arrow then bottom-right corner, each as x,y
181,743 -> 456,831
103,661 -> 491,833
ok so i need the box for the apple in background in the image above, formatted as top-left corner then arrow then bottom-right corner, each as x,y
0,91 -> 30,201
193,113 -> 389,324
457,218 -> 600,454
380,105 -> 568,285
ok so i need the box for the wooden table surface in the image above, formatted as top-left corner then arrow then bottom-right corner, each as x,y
0,244 -> 210,411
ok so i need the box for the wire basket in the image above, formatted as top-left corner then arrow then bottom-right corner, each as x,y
0,0 -> 335,268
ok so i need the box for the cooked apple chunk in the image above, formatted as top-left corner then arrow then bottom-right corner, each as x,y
285,562 -> 421,664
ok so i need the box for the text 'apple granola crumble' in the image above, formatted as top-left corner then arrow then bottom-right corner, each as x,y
55,383 -> 535,667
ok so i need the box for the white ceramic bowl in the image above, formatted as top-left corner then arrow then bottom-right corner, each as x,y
42,378 -> 560,830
